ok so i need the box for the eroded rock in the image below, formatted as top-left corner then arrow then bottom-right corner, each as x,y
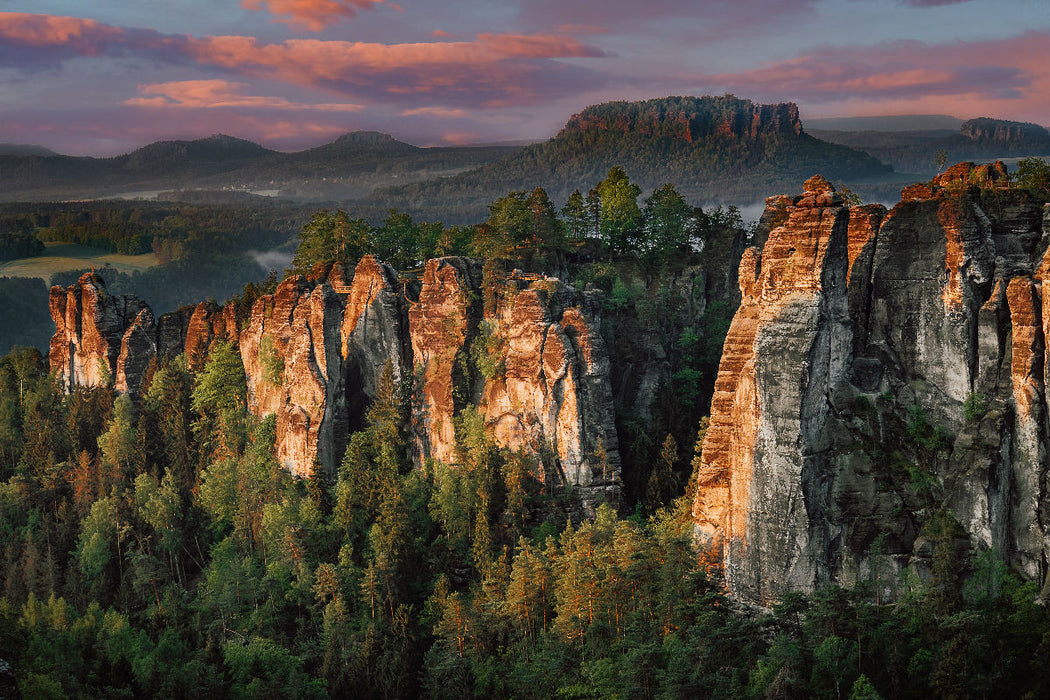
695,166 -> 1050,603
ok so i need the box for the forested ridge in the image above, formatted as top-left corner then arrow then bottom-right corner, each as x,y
3,162 -> 1050,698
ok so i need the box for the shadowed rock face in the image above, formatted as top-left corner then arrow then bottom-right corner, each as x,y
48,256 -> 621,498
695,169 -> 1050,604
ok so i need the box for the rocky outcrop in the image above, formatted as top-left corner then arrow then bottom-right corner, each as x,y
48,256 -> 621,496
695,168 -> 1050,603
479,278 -> 619,498
115,308 -> 157,395
49,272 -> 150,393
561,95 -> 803,144
240,275 -> 346,478
408,257 -> 483,465
408,258 -> 621,502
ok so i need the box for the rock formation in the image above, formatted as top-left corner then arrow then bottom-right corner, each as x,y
49,272 -> 150,394
695,166 -> 1050,603
406,258 -> 620,501
48,256 -> 621,497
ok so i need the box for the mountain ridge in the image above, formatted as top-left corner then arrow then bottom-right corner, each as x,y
366,95 -> 895,221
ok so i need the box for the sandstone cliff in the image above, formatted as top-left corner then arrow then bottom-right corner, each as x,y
695,166 -> 1050,603
48,256 -> 621,496
50,272 -> 151,394
407,258 -> 620,501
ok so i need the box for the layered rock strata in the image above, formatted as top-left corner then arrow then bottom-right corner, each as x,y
695,166 -> 1050,603
48,256 -> 620,495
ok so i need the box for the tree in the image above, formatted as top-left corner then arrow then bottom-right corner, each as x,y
374,209 -> 420,269
1016,157 -> 1050,199
191,341 -> 246,417
97,394 -> 136,488
144,357 -> 195,488
561,189 -> 588,239
192,340 -> 248,457
474,191 -> 531,260
935,149 -> 949,174
525,187 -> 564,255
596,167 -> 642,256
642,183 -> 693,263
292,210 -> 373,273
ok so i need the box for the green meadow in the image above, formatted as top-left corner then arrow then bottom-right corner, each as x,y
0,241 -> 160,283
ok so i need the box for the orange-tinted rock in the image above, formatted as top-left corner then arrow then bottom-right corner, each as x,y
695,183 -> 851,600
845,204 -> 885,285
49,273 -> 150,392
1006,277 -> 1046,576
241,275 -> 346,478
115,308 -> 156,395
900,183 -> 935,201
408,258 -> 620,502
48,256 -> 620,500
480,281 -> 620,496
408,257 -> 482,465
185,302 -> 238,368
341,255 -> 411,406
698,165 -> 1050,602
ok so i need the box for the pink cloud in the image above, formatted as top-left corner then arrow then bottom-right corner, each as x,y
240,0 -> 398,31
399,106 -> 468,118
693,30 -> 1050,123
0,13 -> 608,107
125,79 -> 363,111
0,12 -> 122,48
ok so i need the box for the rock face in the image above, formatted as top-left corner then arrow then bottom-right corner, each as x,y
408,258 -> 621,501
48,256 -> 621,495
49,272 -> 151,394
562,95 -> 803,144
695,168 -> 1050,603
240,275 -> 346,478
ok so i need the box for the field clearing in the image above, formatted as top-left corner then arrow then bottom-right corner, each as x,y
0,242 -> 161,284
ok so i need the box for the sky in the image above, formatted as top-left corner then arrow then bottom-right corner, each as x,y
0,0 -> 1047,155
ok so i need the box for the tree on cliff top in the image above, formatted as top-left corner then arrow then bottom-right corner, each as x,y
292,210 -> 372,274
597,167 -> 642,255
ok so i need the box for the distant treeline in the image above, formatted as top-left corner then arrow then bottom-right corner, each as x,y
0,200 -> 310,259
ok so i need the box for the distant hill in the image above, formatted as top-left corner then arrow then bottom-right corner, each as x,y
806,114 -> 964,131
0,143 -> 58,157
811,117 -> 1050,175
0,132 -> 518,203
365,95 -> 895,221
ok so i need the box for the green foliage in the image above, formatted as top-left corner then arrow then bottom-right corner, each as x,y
596,167 -> 643,255
293,209 -> 373,273
258,334 -> 284,386
963,391 -> 986,423
191,340 -> 247,419
469,321 -> 505,380
906,404 -> 950,453
1015,157 -> 1050,199
641,182 -> 694,263
839,184 -> 862,207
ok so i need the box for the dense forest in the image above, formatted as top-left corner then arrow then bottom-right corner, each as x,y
3,162 -> 1050,698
